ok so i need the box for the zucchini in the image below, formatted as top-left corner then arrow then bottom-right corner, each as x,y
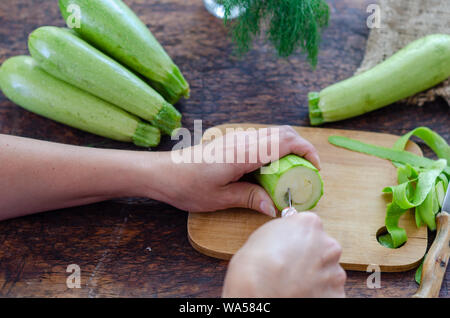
255,155 -> 324,211
309,34 -> 450,125
0,56 -> 160,147
59,0 -> 190,104
28,26 -> 181,136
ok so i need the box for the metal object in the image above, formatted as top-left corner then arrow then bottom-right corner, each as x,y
442,184 -> 450,213
288,188 -> 292,208
282,188 -> 298,218
203,0 -> 242,19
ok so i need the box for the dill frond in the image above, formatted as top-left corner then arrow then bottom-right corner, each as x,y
222,0 -> 330,67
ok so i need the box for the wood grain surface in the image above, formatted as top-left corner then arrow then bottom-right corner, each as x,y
413,212 -> 449,298
188,125 -> 427,271
0,0 -> 449,297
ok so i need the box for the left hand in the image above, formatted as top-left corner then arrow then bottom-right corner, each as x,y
141,126 -> 320,217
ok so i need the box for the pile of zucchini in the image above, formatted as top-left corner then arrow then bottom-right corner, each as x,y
0,0 -> 190,148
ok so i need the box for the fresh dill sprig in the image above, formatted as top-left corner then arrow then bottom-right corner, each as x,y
222,0 -> 330,67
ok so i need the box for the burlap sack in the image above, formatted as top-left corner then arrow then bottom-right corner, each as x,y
355,0 -> 450,106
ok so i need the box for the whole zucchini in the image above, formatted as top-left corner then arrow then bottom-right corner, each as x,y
28,26 -> 181,135
59,0 -> 190,104
309,34 -> 450,125
0,56 -> 160,147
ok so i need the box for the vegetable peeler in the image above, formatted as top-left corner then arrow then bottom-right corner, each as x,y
281,188 -> 298,218
413,184 -> 450,298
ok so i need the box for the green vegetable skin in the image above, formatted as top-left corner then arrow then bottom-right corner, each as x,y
28,26 -> 181,135
328,127 -> 449,249
0,56 -> 160,148
309,34 -> 450,125
59,0 -> 190,104
415,259 -> 424,284
255,155 -> 324,212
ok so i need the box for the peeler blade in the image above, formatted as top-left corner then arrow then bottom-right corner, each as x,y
442,185 -> 450,213
287,188 -> 292,208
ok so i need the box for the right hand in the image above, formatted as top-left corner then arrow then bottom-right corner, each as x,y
222,212 -> 346,298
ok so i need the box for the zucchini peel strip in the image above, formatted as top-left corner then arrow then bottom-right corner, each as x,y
329,127 -> 449,248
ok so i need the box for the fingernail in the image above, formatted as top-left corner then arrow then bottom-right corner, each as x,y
315,154 -> 322,170
260,201 -> 277,218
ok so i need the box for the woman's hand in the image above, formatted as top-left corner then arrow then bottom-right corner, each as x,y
0,125 -> 319,220
222,212 -> 346,298
140,126 -> 320,217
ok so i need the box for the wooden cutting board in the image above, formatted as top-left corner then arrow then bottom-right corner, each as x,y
188,124 -> 428,272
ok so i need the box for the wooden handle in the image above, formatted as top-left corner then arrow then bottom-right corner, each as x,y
413,211 -> 450,298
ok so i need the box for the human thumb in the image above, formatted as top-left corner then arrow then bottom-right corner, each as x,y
225,182 -> 277,218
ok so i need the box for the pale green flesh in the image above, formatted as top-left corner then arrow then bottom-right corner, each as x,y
59,0 -> 190,104
328,127 -> 449,249
309,34 -> 450,125
0,56 -> 160,147
28,26 -> 181,135
436,181 -> 445,208
255,155 -> 323,212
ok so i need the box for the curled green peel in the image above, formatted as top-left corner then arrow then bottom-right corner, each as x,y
328,136 -> 450,176
393,127 -> 450,162
415,259 -> 424,284
328,127 -> 449,249
383,160 -> 446,210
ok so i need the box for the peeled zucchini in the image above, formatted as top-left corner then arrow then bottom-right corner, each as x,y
59,0 -> 190,104
0,56 -> 160,147
255,155 -> 324,211
28,26 -> 181,135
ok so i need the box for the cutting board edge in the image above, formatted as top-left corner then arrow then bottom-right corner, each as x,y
188,227 -> 233,261
188,213 -> 428,272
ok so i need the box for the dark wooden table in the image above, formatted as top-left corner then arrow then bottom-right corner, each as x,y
0,0 -> 448,298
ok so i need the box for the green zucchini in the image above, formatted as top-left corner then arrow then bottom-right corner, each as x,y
59,0 -> 190,104
309,34 -> 450,125
0,56 -> 160,147
255,155 -> 324,211
28,26 -> 181,136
